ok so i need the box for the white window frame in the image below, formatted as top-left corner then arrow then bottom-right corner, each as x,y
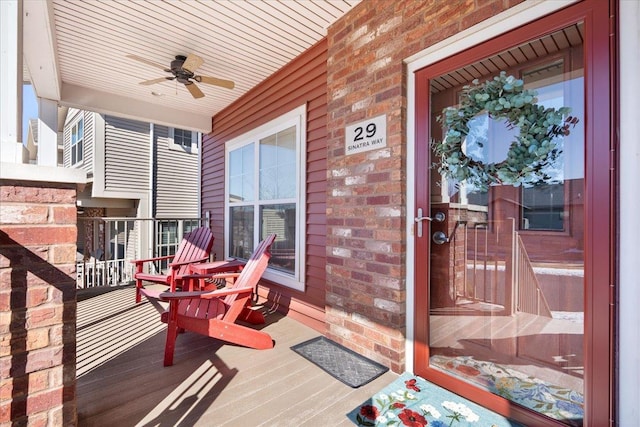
70,117 -> 84,166
224,104 -> 307,291
168,127 -> 199,154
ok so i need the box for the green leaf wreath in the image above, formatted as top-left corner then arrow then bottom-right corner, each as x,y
432,71 -> 579,191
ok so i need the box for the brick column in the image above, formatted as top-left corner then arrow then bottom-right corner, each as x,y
0,179 -> 78,426
325,1 -> 408,373
325,0 -> 525,373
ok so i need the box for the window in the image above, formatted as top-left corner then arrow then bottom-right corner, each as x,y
225,105 -> 306,290
156,222 -> 178,272
518,59 -> 581,232
71,118 -> 83,165
169,128 -> 199,153
451,58 -> 581,233
154,220 -> 201,271
521,183 -> 565,230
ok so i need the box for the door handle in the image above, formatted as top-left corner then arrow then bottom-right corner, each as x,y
414,211 -> 445,223
415,209 -> 445,237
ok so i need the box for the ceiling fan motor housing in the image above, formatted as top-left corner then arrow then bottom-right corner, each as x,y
130,52 -> 232,97
170,55 -> 194,83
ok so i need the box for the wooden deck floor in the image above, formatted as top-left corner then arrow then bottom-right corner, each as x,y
76,286 -> 397,427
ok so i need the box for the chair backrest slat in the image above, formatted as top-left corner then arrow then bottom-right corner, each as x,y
224,234 -> 276,305
173,227 -> 214,275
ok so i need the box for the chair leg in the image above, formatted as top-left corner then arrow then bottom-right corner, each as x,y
135,279 -> 142,303
164,304 -> 179,366
239,306 -> 266,324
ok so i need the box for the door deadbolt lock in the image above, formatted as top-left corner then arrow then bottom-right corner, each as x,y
432,231 -> 449,245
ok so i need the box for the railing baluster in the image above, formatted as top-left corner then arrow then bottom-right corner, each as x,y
76,217 -> 208,288
514,234 -> 552,317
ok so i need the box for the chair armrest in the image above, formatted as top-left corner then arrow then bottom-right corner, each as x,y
180,272 -> 241,281
159,286 -> 254,301
131,254 -> 174,265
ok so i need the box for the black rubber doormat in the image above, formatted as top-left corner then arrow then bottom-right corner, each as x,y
291,336 -> 389,388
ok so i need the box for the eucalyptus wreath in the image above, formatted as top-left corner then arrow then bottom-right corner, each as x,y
432,71 -> 579,191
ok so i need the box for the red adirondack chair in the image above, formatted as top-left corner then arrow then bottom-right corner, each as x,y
132,226 -> 214,303
158,233 -> 277,366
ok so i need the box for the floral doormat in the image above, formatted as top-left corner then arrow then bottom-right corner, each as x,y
430,355 -> 584,426
348,373 -> 524,426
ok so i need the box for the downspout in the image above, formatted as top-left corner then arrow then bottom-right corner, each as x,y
149,123 -> 155,219
140,122 -> 154,261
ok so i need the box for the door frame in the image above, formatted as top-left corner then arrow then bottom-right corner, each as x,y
404,0 -> 614,425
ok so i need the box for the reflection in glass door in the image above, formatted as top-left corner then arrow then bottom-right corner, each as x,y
427,24 -> 585,425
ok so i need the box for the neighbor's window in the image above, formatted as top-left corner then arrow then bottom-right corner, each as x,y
154,220 -> 201,271
225,105 -> 306,291
169,128 -> 199,153
521,183 -> 565,230
156,221 -> 179,271
460,59 -> 578,232
71,118 -> 84,165
519,60 -> 574,231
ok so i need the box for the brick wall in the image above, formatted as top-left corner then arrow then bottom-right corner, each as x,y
0,180 -> 78,426
325,0 -> 523,372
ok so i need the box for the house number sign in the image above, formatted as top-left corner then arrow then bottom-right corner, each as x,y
345,114 -> 386,155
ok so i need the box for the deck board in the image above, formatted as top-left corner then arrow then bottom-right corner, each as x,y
76,286 -> 397,426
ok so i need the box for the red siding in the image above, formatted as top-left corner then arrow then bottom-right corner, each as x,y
202,40 -> 329,330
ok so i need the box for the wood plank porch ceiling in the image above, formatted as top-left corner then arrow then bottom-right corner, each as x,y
25,1 -> 360,131
431,23 -> 584,93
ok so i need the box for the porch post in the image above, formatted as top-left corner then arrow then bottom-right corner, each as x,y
0,0 -> 23,163
36,98 -> 59,167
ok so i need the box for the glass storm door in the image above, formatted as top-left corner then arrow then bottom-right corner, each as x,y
413,2 -> 612,426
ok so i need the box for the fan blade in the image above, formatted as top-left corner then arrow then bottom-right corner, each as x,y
127,54 -> 168,70
185,82 -> 205,99
182,53 -> 204,73
195,75 -> 235,90
139,77 -> 173,86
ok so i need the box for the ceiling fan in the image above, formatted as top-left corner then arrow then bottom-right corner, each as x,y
127,53 -> 235,99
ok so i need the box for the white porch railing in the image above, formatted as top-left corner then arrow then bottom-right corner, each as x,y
76,217 -> 209,289
76,259 -> 133,288
460,218 -> 552,317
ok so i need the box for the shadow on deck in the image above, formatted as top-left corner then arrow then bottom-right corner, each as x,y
76,286 -> 397,426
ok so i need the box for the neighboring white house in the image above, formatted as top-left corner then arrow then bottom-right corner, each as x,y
23,116 -> 64,166
62,109 -> 202,282
23,118 -> 39,164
